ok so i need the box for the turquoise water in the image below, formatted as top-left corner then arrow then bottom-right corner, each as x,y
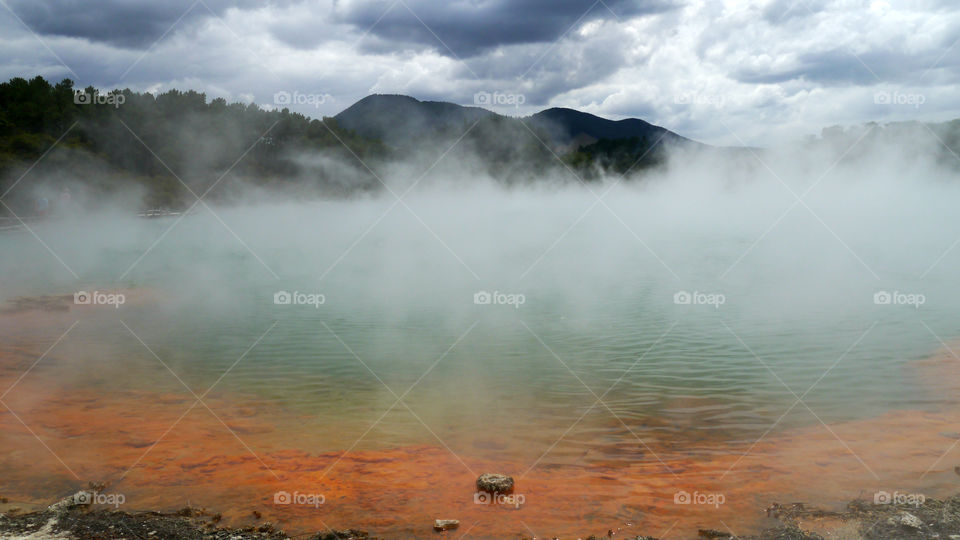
2,180 -> 959,470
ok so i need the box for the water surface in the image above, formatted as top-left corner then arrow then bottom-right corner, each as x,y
2,179 -> 960,538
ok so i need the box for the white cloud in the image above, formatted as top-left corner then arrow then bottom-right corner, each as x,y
1,0 -> 958,146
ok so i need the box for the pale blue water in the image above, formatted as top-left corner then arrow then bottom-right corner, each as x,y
1,184 -> 958,468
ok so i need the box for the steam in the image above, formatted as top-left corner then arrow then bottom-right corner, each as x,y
4,122 -> 960,311
3,121 -> 960,444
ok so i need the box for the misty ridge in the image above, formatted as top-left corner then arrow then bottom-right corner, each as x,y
2,74 -> 960,218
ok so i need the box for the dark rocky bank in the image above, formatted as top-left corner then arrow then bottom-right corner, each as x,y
3,490 -> 960,540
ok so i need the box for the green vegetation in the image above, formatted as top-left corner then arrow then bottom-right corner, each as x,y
0,76 -> 692,215
564,136 -> 667,178
0,76 -> 386,213
14,75 -> 960,217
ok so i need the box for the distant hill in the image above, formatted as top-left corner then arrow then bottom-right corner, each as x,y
6,76 -> 960,214
334,94 -> 495,147
334,94 -> 698,151
526,107 -> 692,149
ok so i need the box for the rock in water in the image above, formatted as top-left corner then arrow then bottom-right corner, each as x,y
433,519 -> 460,531
476,473 -> 514,494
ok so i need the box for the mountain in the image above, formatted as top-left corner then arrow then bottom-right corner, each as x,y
0,77 -> 709,216
8,76 -> 960,215
334,94 -> 697,151
334,94 -> 495,147
526,107 -> 690,149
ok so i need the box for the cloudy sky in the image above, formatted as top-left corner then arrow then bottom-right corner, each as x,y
1,0 -> 958,145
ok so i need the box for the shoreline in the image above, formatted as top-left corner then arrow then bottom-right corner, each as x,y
3,489 -> 960,539
4,296 -> 960,538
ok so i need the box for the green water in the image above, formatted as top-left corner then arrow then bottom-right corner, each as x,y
1,185 -> 958,469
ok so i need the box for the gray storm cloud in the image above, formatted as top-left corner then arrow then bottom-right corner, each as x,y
1,1 -> 960,145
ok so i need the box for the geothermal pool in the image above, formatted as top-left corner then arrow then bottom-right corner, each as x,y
2,178 -> 960,538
